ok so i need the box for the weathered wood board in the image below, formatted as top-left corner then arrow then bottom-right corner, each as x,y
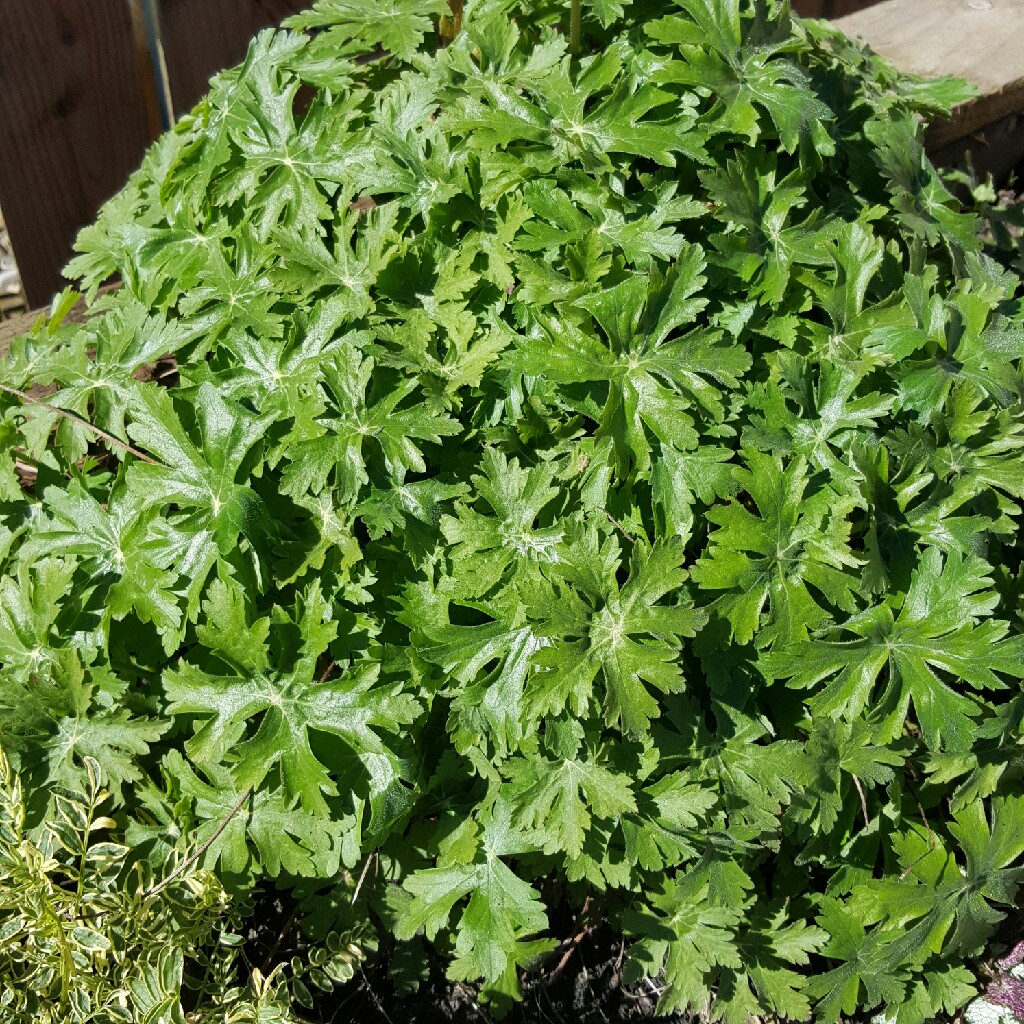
0,1 -> 155,308
835,0 -> 1024,148
792,0 -> 880,17
158,0 -> 310,117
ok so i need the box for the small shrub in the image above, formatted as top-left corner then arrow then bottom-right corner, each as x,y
1,1 -> 1022,1020
0,748 -> 295,1022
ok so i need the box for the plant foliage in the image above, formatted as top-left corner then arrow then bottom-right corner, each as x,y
0,748 -> 303,1021
1,0 -> 1023,1020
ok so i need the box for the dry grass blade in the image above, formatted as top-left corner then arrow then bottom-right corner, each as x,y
0,382 -> 163,466
144,788 -> 253,900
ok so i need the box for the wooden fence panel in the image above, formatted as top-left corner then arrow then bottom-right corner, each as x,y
0,0 -> 155,307
792,0 -> 882,17
158,0 -> 311,117
0,0 -> 894,309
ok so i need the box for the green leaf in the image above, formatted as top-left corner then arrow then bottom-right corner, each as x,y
692,451 -> 861,646
7,647 -> 167,803
652,1 -> 835,154
716,908 -> 827,1024
509,747 -> 636,858
763,549 -> 1024,751
443,50 -> 704,171
396,801 -> 549,983
280,347 -> 460,502
699,151 -> 827,305
651,443 -> 737,540
439,449 -> 564,596
24,480 -> 181,640
285,0 -> 449,62
0,559 -> 76,687
45,300 -> 190,441
527,533 -> 707,736
517,249 -> 750,475
126,382 -> 276,557
164,580 -> 420,814
670,705 -> 810,833
415,595 -> 540,757
792,717 -> 905,836
164,751 -> 348,877
624,870 -> 743,1017
806,898 -> 912,1022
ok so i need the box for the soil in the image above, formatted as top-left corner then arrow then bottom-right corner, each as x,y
321,930 -> 684,1024
243,890 -> 690,1024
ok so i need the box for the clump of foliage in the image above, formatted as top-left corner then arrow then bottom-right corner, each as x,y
0,748 -> 297,1022
1,0 -> 1023,1020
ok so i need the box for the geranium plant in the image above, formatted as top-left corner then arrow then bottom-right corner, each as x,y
1,1 -> 1022,1021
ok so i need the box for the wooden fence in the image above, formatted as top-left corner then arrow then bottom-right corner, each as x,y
791,0 -> 881,16
0,0 -> 883,309
0,0 -> 308,307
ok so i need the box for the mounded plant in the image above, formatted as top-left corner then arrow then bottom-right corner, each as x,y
1,0 -> 1023,1020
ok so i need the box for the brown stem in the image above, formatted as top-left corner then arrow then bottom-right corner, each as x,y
0,382 -> 161,466
440,0 -> 464,44
600,508 -> 636,545
144,788 -> 252,900
547,895 -> 593,981
448,0 -> 463,35
260,904 -> 301,975
547,925 -> 592,981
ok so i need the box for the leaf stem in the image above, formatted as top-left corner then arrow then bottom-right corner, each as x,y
259,903 -> 301,974
569,0 -> 582,55
144,788 -> 253,900
0,382 -> 162,466
851,773 -> 869,828
600,508 -> 636,545
40,892 -> 75,1011
351,851 -> 376,906
74,782 -> 100,917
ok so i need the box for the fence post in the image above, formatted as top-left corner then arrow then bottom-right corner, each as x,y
157,0 -> 310,117
0,0 -> 157,307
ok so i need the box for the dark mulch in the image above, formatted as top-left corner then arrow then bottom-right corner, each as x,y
319,927 -> 685,1024
243,889 -> 688,1024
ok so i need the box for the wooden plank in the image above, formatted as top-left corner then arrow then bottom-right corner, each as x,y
0,1 -> 156,308
0,307 -> 47,361
792,0 -> 881,17
158,0 -> 310,117
0,284 -> 122,361
836,0 -> 1024,148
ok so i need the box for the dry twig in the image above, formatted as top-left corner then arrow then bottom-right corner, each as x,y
144,787 -> 253,900
0,382 -> 161,465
